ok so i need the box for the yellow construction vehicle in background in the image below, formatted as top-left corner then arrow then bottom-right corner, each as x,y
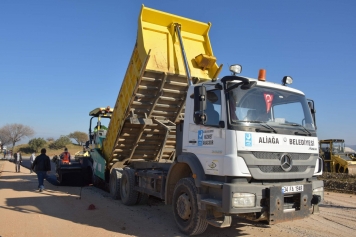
319,139 -> 356,174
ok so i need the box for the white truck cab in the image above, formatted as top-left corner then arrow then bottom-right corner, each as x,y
171,67 -> 323,231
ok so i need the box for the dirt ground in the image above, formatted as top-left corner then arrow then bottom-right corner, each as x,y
1,160 -> 356,237
318,172 -> 356,194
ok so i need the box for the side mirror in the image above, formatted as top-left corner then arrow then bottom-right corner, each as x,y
194,86 -> 207,124
307,99 -> 317,128
219,121 -> 225,128
308,101 -> 316,114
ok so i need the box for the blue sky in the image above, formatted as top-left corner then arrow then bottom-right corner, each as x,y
1,0 -> 355,145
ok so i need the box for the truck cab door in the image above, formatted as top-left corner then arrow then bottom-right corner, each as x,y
184,87 -> 226,175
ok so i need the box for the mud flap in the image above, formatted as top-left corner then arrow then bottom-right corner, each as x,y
267,184 -> 312,224
312,204 -> 320,214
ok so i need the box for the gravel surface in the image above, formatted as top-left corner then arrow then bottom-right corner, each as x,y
1,160 -> 356,237
318,172 -> 356,194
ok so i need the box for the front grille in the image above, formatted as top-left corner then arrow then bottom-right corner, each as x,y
258,165 -> 309,173
252,152 -> 311,160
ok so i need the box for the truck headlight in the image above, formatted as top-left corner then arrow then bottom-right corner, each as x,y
313,157 -> 323,176
312,187 -> 324,203
232,193 -> 255,207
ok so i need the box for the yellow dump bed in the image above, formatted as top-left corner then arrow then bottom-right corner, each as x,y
102,5 -> 221,169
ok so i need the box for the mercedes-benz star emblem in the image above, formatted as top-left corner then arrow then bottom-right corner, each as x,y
280,154 -> 293,172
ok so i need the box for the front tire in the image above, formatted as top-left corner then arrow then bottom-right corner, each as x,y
172,177 -> 208,236
120,168 -> 138,205
110,168 -> 123,200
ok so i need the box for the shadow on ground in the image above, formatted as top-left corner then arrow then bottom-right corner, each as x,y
0,160 -> 271,237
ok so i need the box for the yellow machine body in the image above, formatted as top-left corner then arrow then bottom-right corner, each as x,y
319,139 -> 356,174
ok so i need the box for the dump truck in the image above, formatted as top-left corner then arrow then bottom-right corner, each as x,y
88,5 -> 324,235
319,139 -> 356,174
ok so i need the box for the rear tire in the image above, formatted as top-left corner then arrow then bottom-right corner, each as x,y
120,168 -> 138,206
110,168 -> 123,200
136,192 -> 149,205
172,177 -> 208,236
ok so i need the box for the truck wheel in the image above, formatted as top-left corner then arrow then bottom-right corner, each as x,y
136,193 -> 149,205
172,177 -> 208,236
120,168 -> 138,206
110,168 -> 123,200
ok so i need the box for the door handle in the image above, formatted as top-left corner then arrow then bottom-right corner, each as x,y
189,140 -> 197,144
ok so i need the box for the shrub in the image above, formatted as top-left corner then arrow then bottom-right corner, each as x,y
28,138 -> 47,153
48,136 -> 72,150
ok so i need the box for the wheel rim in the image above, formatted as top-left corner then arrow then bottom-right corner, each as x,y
176,193 -> 191,220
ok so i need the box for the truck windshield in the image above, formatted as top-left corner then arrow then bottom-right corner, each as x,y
228,84 -> 315,131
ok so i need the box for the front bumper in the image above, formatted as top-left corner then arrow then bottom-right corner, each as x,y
215,180 -> 323,223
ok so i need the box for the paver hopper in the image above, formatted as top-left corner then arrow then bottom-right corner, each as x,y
54,153 -> 92,186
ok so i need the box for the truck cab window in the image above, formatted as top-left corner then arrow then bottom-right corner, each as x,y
205,90 -> 221,126
273,102 -> 304,125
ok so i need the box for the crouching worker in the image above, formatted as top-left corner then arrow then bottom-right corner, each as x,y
32,148 -> 51,192
60,148 -> 71,164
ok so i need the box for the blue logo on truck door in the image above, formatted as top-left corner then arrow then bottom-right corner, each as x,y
198,130 -> 203,146
245,133 -> 252,147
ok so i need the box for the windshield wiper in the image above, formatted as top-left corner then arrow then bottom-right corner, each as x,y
281,123 -> 311,136
247,121 -> 277,133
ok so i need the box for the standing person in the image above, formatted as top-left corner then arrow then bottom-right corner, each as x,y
29,152 -> 36,173
59,147 -> 71,164
15,151 -> 22,173
32,148 -> 51,192
3,149 -> 6,159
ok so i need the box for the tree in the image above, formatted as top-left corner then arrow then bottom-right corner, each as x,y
49,136 -> 72,150
68,131 -> 88,145
0,129 -> 11,147
28,138 -> 47,153
0,123 -> 34,149
46,137 -> 55,142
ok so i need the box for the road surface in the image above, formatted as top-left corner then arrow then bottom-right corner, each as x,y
1,160 -> 356,237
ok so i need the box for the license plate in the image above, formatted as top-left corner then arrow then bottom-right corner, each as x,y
282,185 -> 303,193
